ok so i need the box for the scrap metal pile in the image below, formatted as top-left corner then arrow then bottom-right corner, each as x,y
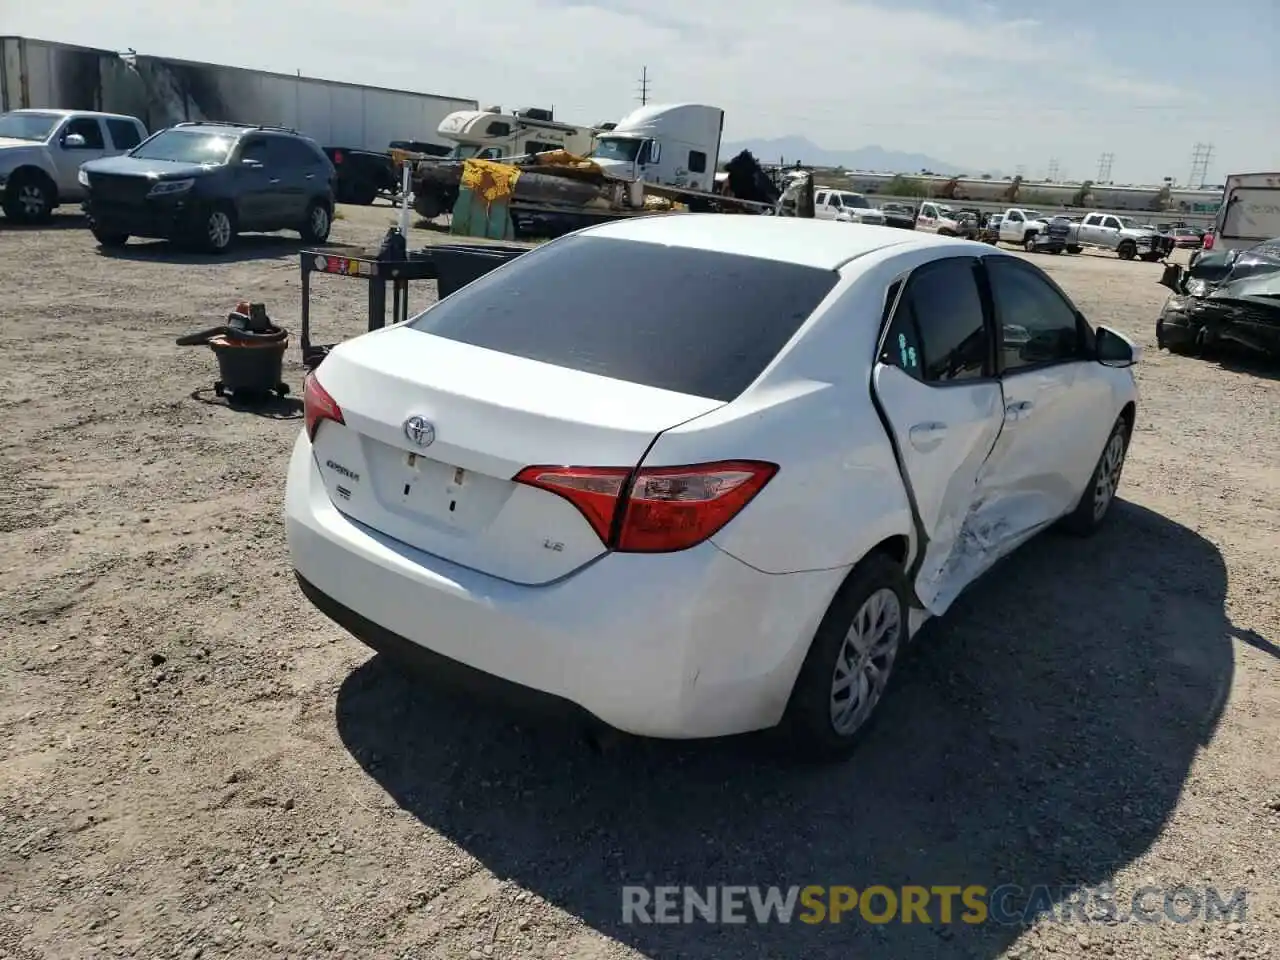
410,148 -> 788,240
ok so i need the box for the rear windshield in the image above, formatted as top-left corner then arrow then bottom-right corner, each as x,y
407,235 -> 839,401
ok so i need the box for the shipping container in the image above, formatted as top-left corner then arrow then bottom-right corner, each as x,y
1,36 -> 477,153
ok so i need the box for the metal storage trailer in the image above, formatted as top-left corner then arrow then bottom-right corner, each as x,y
0,36 -> 117,111
128,54 -> 477,152
2,37 -> 478,153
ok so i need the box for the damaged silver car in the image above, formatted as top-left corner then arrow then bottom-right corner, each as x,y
1156,238 -> 1280,360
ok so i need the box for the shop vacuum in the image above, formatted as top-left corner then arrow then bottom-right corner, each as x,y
176,301 -> 291,400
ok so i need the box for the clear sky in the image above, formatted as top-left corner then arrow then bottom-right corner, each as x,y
6,0 -> 1277,184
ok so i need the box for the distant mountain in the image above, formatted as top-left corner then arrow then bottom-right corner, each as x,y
719,135 -> 968,176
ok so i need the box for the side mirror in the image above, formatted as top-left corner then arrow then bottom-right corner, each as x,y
62,133 -> 87,149
1096,325 -> 1140,367
1159,262 -> 1183,292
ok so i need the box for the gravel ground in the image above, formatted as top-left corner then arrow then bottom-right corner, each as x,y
1,205 -> 1277,960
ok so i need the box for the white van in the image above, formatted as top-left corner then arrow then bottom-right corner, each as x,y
1203,173 -> 1280,256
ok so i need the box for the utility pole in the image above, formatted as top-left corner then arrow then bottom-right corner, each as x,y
1015,164 -> 1026,179
1096,152 -> 1114,182
1047,158 -> 1060,181
1187,143 -> 1213,188
636,66 -> 651,106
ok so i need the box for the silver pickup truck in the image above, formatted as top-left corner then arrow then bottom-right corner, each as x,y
1069,211 -> 1176,262
0,109 -> 148,223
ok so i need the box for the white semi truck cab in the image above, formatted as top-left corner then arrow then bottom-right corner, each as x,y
589,103 -> 724,191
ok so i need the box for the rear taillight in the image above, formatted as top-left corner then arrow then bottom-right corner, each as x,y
332,150 -> 344,164
303,373 -> 344,441
513,460 -> 777,553
1202,232 -> 1214,250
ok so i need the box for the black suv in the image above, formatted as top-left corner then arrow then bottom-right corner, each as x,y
80,121 -> 336,253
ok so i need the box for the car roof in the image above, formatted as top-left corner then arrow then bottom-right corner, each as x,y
10,108 -> 138,122
579,214 -> 987,270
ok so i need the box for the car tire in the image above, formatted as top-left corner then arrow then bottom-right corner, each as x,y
193,205 -> 236,254
1023,233 -> 1038,252
91,227 -> 129,248
300,200 -> 332,243
1067,245 -> 1082,255
2,171 -> 55,224
1060,416 -> 1131,536
777,551 -> 910,762
1117,241 -> 1136,260
348,179 -> 378,206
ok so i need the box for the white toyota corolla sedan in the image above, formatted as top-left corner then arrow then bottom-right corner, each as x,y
286,215 -> 1139,760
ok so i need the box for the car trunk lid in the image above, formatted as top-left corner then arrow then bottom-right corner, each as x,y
307,326 -> 723,584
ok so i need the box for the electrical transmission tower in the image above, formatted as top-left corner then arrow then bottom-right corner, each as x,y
1047,158 -> 1060,181
1096,153 -> 1114,182
636,66 -> 651,105
1187,143 -> 1213,188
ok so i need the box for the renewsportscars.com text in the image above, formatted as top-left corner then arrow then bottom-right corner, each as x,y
621,884 -> 1248,926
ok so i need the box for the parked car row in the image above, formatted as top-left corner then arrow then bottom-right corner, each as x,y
0,106 -> 447,251
0,108 -> 339,253
806,188 -> 1179,264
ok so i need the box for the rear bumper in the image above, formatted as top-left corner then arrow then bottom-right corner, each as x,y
284,433 -> 843,738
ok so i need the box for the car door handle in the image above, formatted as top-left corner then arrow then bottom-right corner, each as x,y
269,178 -> 281,184
1005,400 -> 1034,421
305,174 -> 315,180
908,421 -> 948,452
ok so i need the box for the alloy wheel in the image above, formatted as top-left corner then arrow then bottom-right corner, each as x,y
1093,431 -> 1126,520
18,184 -> 47,218
830,587 -> 902,736
311,205 -> 329,238
207,211 -> 232,249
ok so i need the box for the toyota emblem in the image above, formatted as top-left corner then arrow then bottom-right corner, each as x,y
403,415 -> 435,447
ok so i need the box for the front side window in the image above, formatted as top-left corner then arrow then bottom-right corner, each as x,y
63,117 -> 105,149
987,258 -> 1084,372
880,257 -> 989,383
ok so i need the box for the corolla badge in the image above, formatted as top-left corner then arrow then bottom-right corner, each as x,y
403,415 -> 436,447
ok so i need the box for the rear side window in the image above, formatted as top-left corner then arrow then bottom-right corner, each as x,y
880,257 -> 989,383
408,236 -> 839,401
272,137 -> 324,167
106,118 -> 142,150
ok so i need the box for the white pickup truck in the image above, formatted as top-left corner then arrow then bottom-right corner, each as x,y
813,187 -> 886,225
996,208 -> 1051,247
0,109 -> 148,223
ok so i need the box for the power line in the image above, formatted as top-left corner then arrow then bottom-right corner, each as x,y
636,66 -> 651,106
1047,158 -> 1060,181
1096,153 -> 1115,182
1187,143 -> 1213,188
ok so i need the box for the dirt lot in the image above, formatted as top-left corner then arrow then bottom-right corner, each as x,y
1,205 -> 1277,960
